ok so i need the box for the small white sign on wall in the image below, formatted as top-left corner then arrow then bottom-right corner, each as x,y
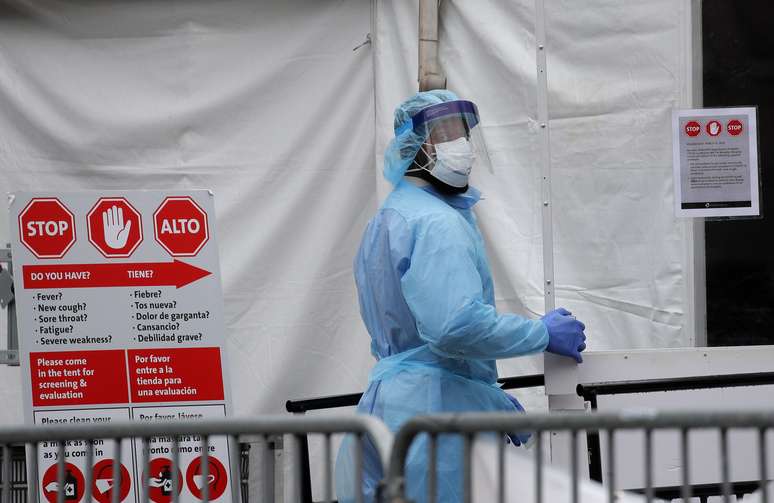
672,107 -> 760,218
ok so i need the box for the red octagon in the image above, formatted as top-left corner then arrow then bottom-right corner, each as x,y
87,198 -> 143,258
154,196 -> 209,257
18,198 -> 76,259
684,120 -> 701,137
727,119 -> 744,136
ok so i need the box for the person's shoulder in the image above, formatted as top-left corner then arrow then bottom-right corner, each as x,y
383,183 -> 458,221
378,187 -> 471,245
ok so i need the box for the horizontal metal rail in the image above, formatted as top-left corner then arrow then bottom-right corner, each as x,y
498,374 -> 545,390
577,371 -> 774,401
386,410 -> 774,503
286,393 -> 364,414
285,374 -> 545,413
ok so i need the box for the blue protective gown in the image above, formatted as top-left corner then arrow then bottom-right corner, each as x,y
336,180 -> 549,503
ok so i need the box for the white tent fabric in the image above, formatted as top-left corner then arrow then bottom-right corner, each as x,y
0,0 -> 692,424
0,0 -> 377,424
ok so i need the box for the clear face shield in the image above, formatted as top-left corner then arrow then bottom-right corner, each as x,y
405,100 -> 491,188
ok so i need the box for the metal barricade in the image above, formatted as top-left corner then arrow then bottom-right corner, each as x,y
384,410 -> 774,503
0,416 -> 392,503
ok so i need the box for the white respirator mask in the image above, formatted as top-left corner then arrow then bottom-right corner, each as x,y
427,137 -> 476,188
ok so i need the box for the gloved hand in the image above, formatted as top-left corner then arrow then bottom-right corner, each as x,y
541,307 -> 586,363
504,393 -> 531,446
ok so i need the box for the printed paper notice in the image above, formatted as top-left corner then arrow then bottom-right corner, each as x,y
672,107 -> 760,218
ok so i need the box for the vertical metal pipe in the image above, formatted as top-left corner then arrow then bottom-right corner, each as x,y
1,443 -> 10,503
463,434 -> 472,503
607,430 -> 615,503
201,435 -> 210,503
681,429 -> 691,503
535,0 -> 555,313
428,434 -> 437,503
56,441 -> 65,503
262,435 -> 273,503
142,438 -> 150,503
171,436 -> 180,503
571,431 -> 579,503
354,435 -> 364,503
720,428 -> 731,503
112,438 -> 122,503
497,434 -> 505,503
293,434 -> 304,503
228,436 -> 242,503
644,429 -> 653,503
29,443 -> 40,503
83,440 -> 93,503
535,432 -> 543,503
760,428 -> 769,503
323,435 -> 332,503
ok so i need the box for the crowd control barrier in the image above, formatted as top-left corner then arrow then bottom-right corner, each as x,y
3,410 -> 774,503
0,416 -> 391,503
576,371 -> 774,491
384,410 -> 774,503
285,374 -> 545,503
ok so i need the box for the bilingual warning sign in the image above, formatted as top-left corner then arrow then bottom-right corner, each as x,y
10,190 -> 234,503
672,107 -> 760,218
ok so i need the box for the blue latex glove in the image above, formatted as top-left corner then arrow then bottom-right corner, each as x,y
504,393 -> 531,446
541,307 -> 586,363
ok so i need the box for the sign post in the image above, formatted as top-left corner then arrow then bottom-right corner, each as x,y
10,190 -> 234,503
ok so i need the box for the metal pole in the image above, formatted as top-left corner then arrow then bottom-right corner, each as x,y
322,435 -> 331,503
171,436 -> 180,503
720,428 -> 731,503
607,430 -> 616,503
142,438 -> 150,503
535,0 -> 555,313
759,428 -> 769,503
571,431 -> 579,503
535,433 -> 543,503
200,435 -> 210,503
29,443 -> 39,503
681,429 -> 691,502
428,434 -> 437,503
497,435 -> 505,503
463,434 -> 472,503
354,435 -> 365,503
1,444 -> 10,503
112,438 -> 122,503
83,440 -> 93,503
644,429 -> 653,503
228,435 -> 242,503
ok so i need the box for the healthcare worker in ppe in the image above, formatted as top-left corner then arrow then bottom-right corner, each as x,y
336,90 -> 587,503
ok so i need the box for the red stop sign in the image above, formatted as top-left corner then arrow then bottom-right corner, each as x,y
727,119 -> 744,136
18,198 -> 76,259
154,197 -> 209,257
684,120 -> 701,137
87,198 -> 144,258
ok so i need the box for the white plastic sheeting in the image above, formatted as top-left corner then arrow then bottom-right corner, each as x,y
0,0 -> 694,422
0,0 -> 377,423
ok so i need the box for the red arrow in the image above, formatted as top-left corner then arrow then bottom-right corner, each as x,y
23,260 -> 211,289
